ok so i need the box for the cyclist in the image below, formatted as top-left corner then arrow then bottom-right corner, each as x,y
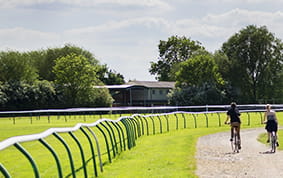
225,102 -> 241,149
263,104 -> 279,146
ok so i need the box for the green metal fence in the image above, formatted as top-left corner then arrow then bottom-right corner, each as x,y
1,105 -> 283,177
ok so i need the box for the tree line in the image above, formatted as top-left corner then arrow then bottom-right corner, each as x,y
0,44 -> 125,110
1,25 -> 282,110
149,25 -> 283,105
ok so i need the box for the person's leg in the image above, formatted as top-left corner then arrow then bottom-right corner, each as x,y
267,132 -> 270,143
230,126 -> 233,141
235,126 -> 241,149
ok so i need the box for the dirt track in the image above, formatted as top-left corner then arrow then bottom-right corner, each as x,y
196,128 -> 283,178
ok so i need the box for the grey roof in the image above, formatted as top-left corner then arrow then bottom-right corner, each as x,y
126,81 -> 175,88
99,81 -> 175,89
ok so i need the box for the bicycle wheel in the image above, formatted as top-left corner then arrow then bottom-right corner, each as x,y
232,128 -> 239,153
271,131 -> 276,153
234,134 -> 239,153
230,137 -> 235,151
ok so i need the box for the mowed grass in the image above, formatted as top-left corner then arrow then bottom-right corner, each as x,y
99,127 -> 228,178
0,113 -> 127,141
0,111 -> 282,177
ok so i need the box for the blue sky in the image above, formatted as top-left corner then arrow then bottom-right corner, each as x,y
1,0 -> 283,81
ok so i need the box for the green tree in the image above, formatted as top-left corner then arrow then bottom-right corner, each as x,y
32,44 -> 101,81
221,25 -> 283,103
96,64 -> 125,85
175,54 -> 223,88
169,53 -> 226,105
168,85 -> 226,106
53,53 -> 113,107
0,51 -> 38,83
149,35 -> 204,81
0,82 -> 8,107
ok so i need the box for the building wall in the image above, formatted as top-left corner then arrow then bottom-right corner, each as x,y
109,87 -> 172,106
148,88 -> 170,100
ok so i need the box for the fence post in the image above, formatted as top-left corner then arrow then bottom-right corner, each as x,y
53,133 -> 76,178
174,114 -> 179,130
85,127 -> 104,173
130,118 -> 139,139
247,112 -> 250,126
204,113 -> 208,128
114,122 -> 126,151
181,113 -> 186,129
0,163 -> 11,178
14,143 -> 40,178
137,115 -> 145,135
259,112 -> 263,124
164,115 -> 169,132
149,116 -> 155,135
96,125 -> 112,163
142,116 -> 149,136
124,118 -> 136,147
217,113 -> 221,127
110,122 -> 123,152
105,122 -> 119,154
132,117 -> 141,137
47,113 -> 50,123
157,116 -> 162,133
29,113 -> 33,124
39,138 -> 63,178
192,114 -> 197,128
69,131 -> 88,178
79,127 -> 98,177
100,122 -> 116,158
121,119 -> 134,149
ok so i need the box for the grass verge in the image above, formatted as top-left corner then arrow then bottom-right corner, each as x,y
99,127 -> 228,178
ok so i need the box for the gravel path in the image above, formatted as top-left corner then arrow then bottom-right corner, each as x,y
196,128 -> 283,178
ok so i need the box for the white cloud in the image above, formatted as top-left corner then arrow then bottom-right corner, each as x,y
183,0 -> 283,4
1,1 -> 283,81
0,0 -> 172,11
66,17 -> 169,34
167,8 -> 283,51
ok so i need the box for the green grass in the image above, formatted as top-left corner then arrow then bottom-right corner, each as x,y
0,111 -> 282,177
0,113 -> 125,141
99,127 -> 228,178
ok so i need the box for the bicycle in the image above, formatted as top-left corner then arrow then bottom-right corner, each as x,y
262,121 -> 278,153
225,122 -> 240,153
269,131 -> 277,153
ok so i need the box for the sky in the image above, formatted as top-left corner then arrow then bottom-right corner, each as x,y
1,0 -> 283,81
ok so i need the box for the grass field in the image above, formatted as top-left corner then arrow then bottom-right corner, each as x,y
0,111 -> 282,177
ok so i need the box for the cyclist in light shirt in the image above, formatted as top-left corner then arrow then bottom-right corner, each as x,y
263,104 -> 279,146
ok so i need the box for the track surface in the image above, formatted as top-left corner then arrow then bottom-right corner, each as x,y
196,128 -> 283,178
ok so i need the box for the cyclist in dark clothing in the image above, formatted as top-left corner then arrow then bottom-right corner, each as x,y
225,102 -> 241,149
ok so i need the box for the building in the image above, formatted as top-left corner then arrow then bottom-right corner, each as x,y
104,81 -> 175,106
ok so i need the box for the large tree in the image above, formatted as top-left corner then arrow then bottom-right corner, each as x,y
149,35 -> 204,81
220,25 -> 283,103
175,54 -> 223,88
31,44 -> 100,81
53,53 -> 113,107
0,51 -> 38,83
169,53 -> 226,105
